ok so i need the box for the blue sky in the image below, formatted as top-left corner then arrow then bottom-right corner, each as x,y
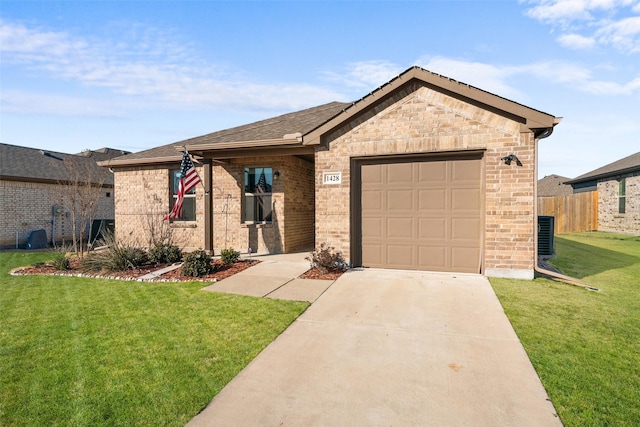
1,0 -> 639,179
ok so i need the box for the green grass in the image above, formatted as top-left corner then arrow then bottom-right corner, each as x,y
490,232 -> 640,426
0,251 -> 309,426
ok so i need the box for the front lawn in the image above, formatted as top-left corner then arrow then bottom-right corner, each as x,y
490,232 -> 640,426
0,252 -> 309,426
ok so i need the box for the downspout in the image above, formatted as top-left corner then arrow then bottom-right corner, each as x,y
533,125 -> 599,291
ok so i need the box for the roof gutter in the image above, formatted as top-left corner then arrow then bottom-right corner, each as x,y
184,135 -> 303,152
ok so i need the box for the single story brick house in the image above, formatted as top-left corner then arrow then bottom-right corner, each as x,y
101,66 -> 561,279
566,151 -> 640,234
0,143 -> 128,248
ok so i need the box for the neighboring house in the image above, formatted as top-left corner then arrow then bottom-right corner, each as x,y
0,144 -> 129,248
101,66 -> 561,279
537,174 -> 573,197
566,151 -> 640,234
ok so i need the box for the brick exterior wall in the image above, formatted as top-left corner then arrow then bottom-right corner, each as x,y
315,82 -> 537,278
0,179 -> 114,248
114,165 -> 205,249
597,172 -> 640,234
114,156 -> 315,254
211,156 -> 314,254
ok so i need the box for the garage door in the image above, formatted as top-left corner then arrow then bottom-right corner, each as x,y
359,156 -> 482,273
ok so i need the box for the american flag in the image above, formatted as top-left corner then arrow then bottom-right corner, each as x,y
255,169 -> 267,211
164,150 -> 201,220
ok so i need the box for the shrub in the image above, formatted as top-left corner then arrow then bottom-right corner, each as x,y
80,232 -> 148,272
220,248 -> 241,265
306,243 -> 348,274
49,253 -> 70,271
182,249 -> 213,277
148,243 -> 182,264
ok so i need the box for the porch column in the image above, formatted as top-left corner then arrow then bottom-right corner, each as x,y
203,159 -> 213,252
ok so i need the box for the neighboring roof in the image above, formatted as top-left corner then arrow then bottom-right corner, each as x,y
566,151 -> 640,185
102,66 -> 561,168
0,143 -> 128,186
537,174 -> 573,197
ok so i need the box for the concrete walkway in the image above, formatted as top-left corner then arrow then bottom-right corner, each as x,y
189,268 -> 561,426
201,252 -> 334,303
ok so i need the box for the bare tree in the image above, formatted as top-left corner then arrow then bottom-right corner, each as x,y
56,154 -> 109,258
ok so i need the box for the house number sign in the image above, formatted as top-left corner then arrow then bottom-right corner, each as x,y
323,172 -> 342,185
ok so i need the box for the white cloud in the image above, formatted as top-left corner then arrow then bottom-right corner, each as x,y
416,56 -> 524,99
595,15 -> 640,52
524,0 -> 640,53
1,90 -> 124,117
322,61 -> 403,89
558,33 -> 597,48
0,19 -> 344,116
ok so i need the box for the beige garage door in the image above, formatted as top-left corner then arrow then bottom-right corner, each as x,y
360,157 -> 482,273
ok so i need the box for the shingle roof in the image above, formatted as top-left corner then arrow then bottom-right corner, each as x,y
0,143 -> 128,185
566,151 -> 640,184
537,174 -> 573,197
108,101 -> 350,164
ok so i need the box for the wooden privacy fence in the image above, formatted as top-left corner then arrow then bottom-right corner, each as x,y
538,191 -> 598,233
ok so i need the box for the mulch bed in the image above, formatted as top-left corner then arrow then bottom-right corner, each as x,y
11,258 -> 261,282
298,267 -> 346,281
11,258 -> 347,282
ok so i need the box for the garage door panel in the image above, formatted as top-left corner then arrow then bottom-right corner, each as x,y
361,164 -> 383,183
387,189 -> 414,210
418,189 -> 447,211
360,157 -> 482,273
387,217 -> 414,239
362,244 -> 384,267
418,246 -> 447,270
362,190 -> 383,211
451,247 -> 481,272
419,218 -> 447,239
452,188 -> 481,210
387,245 -> 415,269
362,218 -> 383,238
418,162 -> 447,183
452,160 -> 482,182
387,163 -> 415,183
451,217 -> 481,240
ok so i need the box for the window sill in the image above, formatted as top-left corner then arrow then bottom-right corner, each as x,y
613,214 -> 626,218
242,222 -> 273,228
170,222 -> 198,228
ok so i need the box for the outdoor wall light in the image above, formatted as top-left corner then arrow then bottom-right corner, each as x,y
274,171 -> 281,179
501,154 -> 522,166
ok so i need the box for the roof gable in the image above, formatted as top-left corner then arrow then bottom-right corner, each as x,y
566,151 -> 640,184
302,66 -> 560,146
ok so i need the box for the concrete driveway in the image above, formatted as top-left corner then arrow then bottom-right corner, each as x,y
188,268 -> 561,426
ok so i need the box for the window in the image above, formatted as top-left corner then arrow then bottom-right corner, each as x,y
244,167 -> 272,222
619,177 -> 626,214
170,169 -> 196,221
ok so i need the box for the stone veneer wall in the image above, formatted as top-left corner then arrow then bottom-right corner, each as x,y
0,179 -> 114,248
314,82 -> 537,278
598,172 -> 640,234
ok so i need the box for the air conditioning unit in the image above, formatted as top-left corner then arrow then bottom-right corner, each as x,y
538,216 -> 555,256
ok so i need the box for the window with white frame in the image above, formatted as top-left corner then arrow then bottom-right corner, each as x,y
244,167 -> 272,222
